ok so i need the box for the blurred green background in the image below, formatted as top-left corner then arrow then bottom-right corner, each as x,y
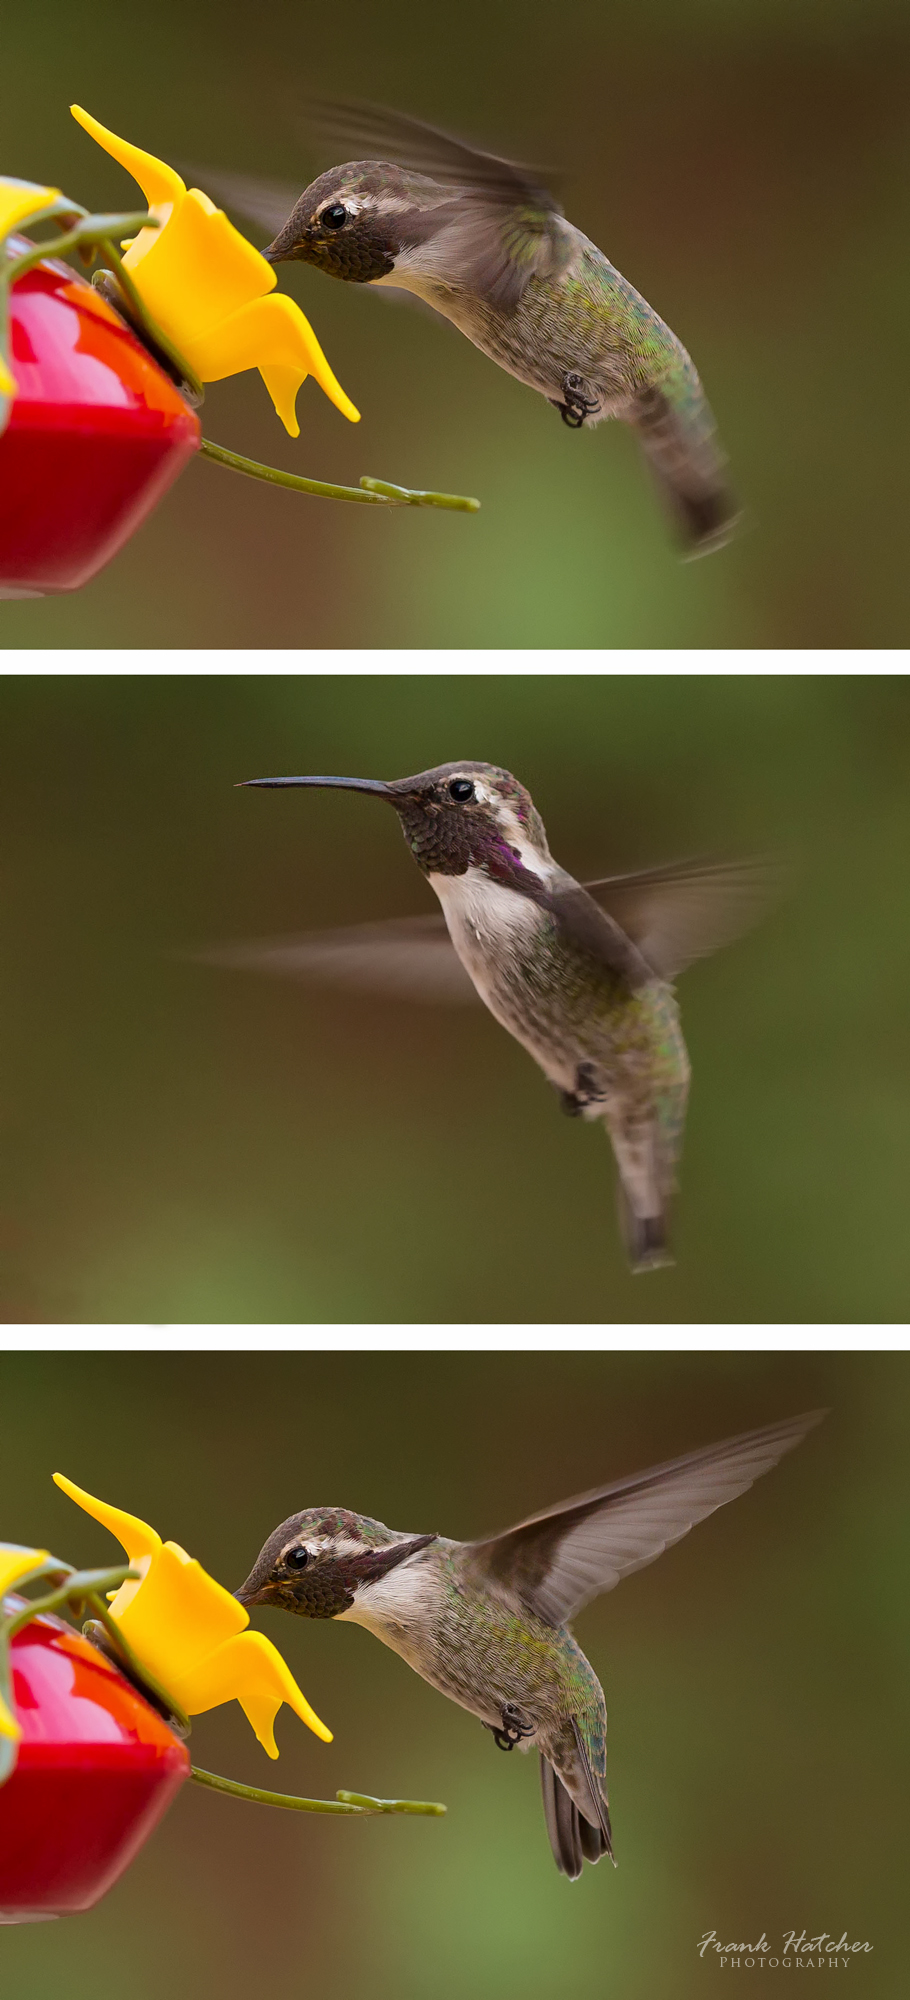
1,672 -> 910,1322
2,0 -> 909,645
1,1350 -> 905,2000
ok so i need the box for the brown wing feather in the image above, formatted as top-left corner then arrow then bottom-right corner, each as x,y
584,857 -> 783,981
468,1411 -> 826,1627
192,914 -> 479,1004
306,98 -> 561,209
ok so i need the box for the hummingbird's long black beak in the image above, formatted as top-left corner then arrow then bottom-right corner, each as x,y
238,775 -> 395,798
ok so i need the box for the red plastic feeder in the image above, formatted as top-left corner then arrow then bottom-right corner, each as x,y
0,248 -> 200,596
0,1606 -> 189,1921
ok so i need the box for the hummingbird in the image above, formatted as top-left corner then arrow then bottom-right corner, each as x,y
195,100 -> 737,555
215,761 -> 774,1271
235,1408 -> 824,1878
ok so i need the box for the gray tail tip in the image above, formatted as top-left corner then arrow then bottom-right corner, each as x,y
678,489 -> 741,560
629,1213 -> 673,1274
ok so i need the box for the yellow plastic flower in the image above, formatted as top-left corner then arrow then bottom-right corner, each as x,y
0,180 -> 63,398
69,107 -> 359,438
0,1545 -> 50,1740
53,1475 -> 331,1757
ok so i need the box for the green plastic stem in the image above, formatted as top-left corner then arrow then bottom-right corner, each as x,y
335,1789 -> 447,1816
0,1566 -> 136,1645
2,213 -> 158,293
190,1766 -> 446,1816
199,437 -> 480,512
358,476 -> 480,512
200,437 -> 397,504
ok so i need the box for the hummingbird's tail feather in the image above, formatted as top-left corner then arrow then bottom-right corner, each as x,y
632,382 -> 738,559
608,1116 -> 675,1274
540,1740 -> 613,1879
570,1719 -> 614,1861
540,1756 -> 581,1877
618,1195 -> 672,1274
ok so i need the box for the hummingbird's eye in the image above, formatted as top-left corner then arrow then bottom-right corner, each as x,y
320,204 -> 348,230
284,1545 -> 310,1569
448,778 -> 475,803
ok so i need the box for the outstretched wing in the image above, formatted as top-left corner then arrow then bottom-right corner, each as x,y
467,1411 -> 826,1627
193,914 -> 479,1004
585,857 -> 782,981
308,98 -> 574,310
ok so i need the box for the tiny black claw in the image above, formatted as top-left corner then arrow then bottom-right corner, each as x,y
564,371 -> 599,405
490,1702 -> 536,1751
558,1064 -> 604,1116
571,1061 -> 606,1110
557,371 -> 600,429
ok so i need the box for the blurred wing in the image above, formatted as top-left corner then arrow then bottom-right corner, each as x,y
469,1411 -> 826,1626
411,201 -> 577,310
308,97 -> 560,206
583,857 -> 782,981
308,98 -> 573,309
194,913 -> 480,1005
177,163 -> 303,240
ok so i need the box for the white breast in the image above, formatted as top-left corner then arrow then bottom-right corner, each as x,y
337,1555 -> 444,1675
428,855 -> 594,1096
428,866 -> 541,998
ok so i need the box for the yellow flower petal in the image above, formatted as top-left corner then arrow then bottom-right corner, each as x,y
122,189 -> 273,334
0,178 -> 62,243
169,1630 -> 333,1756
53,1473 -> 160,1566
0,1544 -> 49,1601
115,1541 -> 247,1678
190,292 -> 360,435
69,106 -> 183,211
54,1476 -> 330,1752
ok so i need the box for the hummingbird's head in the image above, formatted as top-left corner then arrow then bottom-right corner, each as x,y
261,162 -> 452,283
235,1508 -> 437,1619
239,761 -> 553,884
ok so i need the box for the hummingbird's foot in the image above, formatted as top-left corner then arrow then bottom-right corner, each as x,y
555,372 -> 600,429
559,1062 -> 606,1117
490,1702 -> 536,1751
